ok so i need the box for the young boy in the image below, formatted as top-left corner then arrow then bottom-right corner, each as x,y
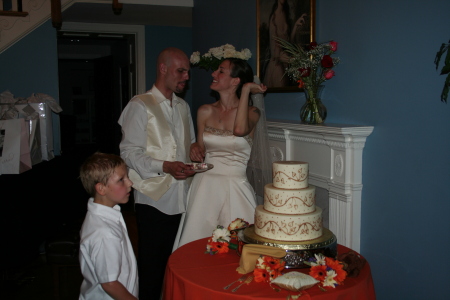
79,152 -> 138,299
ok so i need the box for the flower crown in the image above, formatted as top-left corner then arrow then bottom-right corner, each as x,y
190,44 -> 252,71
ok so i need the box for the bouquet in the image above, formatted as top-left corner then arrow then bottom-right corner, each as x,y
190,44 -> 252,71
305,253 -> 347,289
276,38 -> 340,94
205,218 -> 249,255
205,225 -> 233,254
276,38 -> 340,124
253,255 -> 285,283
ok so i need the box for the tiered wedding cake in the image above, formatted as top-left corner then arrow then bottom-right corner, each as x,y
241,161 -> 337,268
254,161 -> 323,241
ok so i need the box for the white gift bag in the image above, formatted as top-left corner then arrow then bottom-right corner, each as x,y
15,103 -> 54,161
0,118 -> 32,174
28,118 -> 42,165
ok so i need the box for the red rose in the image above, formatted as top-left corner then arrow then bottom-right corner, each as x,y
324,69 -> 335,80
329,41 -> 338,52
321,55 -> 333,68
309,42 -> 318,49
298,67 -> 311,77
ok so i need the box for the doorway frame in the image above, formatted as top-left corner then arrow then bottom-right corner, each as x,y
60,22 -> 146,94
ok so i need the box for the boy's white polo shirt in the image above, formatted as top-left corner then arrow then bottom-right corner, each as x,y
79,198 -> 138,299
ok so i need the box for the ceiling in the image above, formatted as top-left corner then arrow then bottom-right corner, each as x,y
62,3 -> 192,27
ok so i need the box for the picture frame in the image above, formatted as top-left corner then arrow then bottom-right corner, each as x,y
257,0 -> 316,92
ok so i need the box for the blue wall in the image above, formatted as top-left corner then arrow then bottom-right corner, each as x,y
145,25 -> 193,105
0,20 -> 59,97
0,20 -> 61,154
192,0 -> 450,299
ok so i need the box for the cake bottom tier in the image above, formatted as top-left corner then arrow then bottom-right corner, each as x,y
254,205 -> 323,241
239,226 -> 337,269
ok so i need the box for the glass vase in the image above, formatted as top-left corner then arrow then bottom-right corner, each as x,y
300,86 -> 327,124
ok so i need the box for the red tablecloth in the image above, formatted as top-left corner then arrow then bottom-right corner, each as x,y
163,238 -> 376,300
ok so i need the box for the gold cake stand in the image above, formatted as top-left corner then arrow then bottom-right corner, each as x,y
238,225 -> 337,269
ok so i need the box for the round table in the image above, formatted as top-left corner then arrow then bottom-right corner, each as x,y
163,238 -> 376,299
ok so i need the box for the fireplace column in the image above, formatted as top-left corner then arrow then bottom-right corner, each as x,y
267,121 -> 373,252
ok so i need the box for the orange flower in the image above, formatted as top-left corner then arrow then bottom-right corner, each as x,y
309,265 -> 327,281
263,256 -> 285,271
334,268 -> 347,285
297,79 -> 305,88
214,242 -> 229,254
325,257 -> 347,284
253,268 -> 270,283
268,269 -> 282,281
325,257 -> 342,271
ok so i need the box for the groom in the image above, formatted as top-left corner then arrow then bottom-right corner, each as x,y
118,47 -> 196,299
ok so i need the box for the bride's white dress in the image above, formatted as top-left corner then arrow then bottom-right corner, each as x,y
176,126 -> 257,248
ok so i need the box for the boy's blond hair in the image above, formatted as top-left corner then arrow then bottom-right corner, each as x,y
80,152 -> 126,197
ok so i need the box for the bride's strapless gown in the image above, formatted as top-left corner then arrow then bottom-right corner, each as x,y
176,126 -> 257,248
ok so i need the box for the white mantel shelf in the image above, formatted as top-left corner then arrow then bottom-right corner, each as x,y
267,120 -> 374,252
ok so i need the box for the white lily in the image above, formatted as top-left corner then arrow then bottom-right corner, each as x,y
212,226 -> 231,242
322,270 -> 338,287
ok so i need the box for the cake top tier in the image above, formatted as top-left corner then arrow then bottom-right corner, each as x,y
272,161 -> 309,189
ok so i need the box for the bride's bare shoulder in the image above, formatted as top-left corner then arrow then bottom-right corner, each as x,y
198,102 -> 219,114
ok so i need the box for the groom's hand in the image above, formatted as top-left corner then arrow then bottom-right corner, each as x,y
163,161 -> 195,179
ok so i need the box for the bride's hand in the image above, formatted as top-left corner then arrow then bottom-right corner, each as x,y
243,82 -> 267,95
190,142 -> 205,162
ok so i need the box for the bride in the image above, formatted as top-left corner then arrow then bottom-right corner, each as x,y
174,58 -> 268,248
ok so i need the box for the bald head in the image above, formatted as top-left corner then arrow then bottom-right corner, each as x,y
155,47 -> 190,99
157,48 -> 189,74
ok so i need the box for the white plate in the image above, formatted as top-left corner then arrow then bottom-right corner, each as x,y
185,163 -> 214,173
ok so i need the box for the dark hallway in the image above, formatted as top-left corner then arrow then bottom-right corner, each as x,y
0,33 -> 138,300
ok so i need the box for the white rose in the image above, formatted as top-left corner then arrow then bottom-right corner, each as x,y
242,48 -> 252,60
190,51 -> 200,64
235,51 -> 245,60
223,44 -> 235,51
210,47 -> 224,59
223,48 -> 236,58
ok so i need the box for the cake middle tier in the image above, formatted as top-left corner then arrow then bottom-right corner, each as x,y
264,184 -> 316,214
254,205 -> 323,242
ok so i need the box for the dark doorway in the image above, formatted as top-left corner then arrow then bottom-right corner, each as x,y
57,32 -> 136,157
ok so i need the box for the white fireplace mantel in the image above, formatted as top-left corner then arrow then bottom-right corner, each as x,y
267,121 -> 374,252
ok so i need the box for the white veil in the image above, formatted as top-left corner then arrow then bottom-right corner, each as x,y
246,76 -> 273,206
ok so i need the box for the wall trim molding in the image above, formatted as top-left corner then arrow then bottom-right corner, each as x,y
60,22 -> 146,94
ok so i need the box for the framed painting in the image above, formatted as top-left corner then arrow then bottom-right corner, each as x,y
257,0 -> 316,92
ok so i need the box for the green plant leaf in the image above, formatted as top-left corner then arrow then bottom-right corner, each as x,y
435,40 -> 450,103
441,74 -> 449,103
434,41 -> 449,70
444,43 -> 450,66
441,65 -> 450,75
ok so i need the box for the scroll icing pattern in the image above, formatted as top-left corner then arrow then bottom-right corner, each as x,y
255,216 -> 322,236
265,192 -> 315,208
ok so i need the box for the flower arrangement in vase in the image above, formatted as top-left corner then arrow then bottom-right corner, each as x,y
276,38 -> 340,124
